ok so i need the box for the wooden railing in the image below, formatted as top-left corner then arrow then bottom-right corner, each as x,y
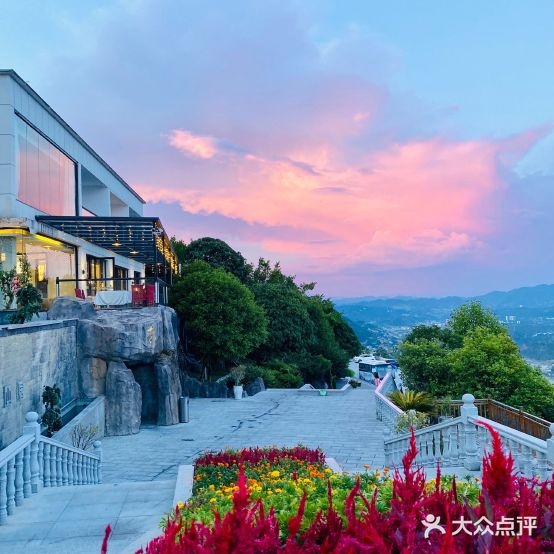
434,398 -> 551,440
0,412 -> 101,525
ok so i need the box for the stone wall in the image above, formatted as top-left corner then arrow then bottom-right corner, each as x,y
0,320 -> 78,448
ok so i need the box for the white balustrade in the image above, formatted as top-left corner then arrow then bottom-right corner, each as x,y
0,411 -> 102,525
383,393 -> 554,479
375,372 -> 404,431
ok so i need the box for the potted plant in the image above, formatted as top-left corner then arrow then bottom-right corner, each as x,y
230,365 -> 246,399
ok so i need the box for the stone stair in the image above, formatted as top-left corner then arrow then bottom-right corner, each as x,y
0,479 -> 174,554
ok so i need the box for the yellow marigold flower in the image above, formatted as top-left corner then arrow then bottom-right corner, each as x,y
269,470 -> 280,478
209,497 -> 216,503
208,484 -> 215,491
268,490 -> 273,495
324,468 -> 332,474
177,501 -> 184,509
275,488 -> 282,493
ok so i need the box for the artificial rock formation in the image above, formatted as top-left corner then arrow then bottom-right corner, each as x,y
48,298 -> 182,436
105,361 -> 142,435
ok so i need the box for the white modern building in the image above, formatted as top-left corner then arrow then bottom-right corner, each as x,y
0,69 -> 177,303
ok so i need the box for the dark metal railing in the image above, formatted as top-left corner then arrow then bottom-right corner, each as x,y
434,398 -> 551,440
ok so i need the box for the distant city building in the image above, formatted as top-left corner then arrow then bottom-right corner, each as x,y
0,70 -> 177,302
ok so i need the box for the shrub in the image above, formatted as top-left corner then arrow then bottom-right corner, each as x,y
41,384 -> 62,437
263,360 -> 303,388
388,390 -> 434,412
70,424 -> 99,450
10,282 -> 42,323
394,410 -> 429,433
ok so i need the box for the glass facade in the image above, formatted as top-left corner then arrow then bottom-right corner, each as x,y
16,116 -> 76,215
0,232 -> 76,300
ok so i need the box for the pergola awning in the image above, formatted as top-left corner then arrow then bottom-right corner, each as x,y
35,215 -> 178,273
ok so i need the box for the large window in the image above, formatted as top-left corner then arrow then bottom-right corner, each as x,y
17,116 -> 76,215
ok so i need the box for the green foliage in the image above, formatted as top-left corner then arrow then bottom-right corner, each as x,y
398,301 -> 554,420
178,237 -> 252,283
262,360 -> 303,388
394,410 -> 430,433
387,390 -> 434,413
10,282 -> 42,323
169,261 -> 268,376
41,384 -> 62,437
251,279 -> 313,360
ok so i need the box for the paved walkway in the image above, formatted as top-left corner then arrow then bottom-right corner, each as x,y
0,387 -> 386,553
102,386 -> 386,482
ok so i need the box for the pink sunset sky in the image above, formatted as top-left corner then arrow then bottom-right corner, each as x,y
2,1 -> 554,297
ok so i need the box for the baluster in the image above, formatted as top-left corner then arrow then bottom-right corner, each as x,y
23,445 -> 31,498
56,447 -> 62,486
520,445 -> 532,477
536,452 -> 548,481
84,457 -> 90,484
6,459 -> 15,515
0,464 -> 7,524
14,452 -> 23,506
77,454 -> 83,485
37,442 -> 44,487
43,443 -> 51,487
50,445 -> 57,487
67,452 -> 74,485
62,450 -> 68,485
433,429 -> 441,464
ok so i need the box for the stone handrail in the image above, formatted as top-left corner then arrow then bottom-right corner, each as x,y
383,393 -> 554,479
375,371 -> 404,430
0,411 -> 102,525
384,416 -> 465,469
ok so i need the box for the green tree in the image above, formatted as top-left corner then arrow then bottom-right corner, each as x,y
169,261 -> 267,378
178,237 -> 252,283
448,327 -> 554,419
398,301 -> 554,420
448,301 -> 506,347
250,279 -> 314,361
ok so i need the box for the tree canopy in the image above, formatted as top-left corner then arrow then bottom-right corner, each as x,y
398,302 -> 554,419
169,261 -> 267,376
169,238 -> 361,386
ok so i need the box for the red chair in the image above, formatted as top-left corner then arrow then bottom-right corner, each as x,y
145,284 -> 156,306
131,285 -> 145,306
75,288 -> 85,299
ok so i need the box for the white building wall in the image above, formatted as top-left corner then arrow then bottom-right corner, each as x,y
0,75 -> 17,217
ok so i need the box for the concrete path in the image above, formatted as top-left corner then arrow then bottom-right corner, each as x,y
0,387 -> 386,552
101,386 -> 386,483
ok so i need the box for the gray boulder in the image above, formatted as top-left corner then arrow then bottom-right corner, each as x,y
80,356 -> 108,398
245,377 -> 266,396
105,361 -> 142,436
78,307 -> 172,363
48,297 -> 96,320
155,353 -> 181,425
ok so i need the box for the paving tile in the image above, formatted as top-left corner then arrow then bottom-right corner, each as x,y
46,517 -> 114,539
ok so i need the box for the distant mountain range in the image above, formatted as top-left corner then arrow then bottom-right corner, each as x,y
334,284 -> 554,364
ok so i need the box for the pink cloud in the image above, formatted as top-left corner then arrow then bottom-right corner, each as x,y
138,126 -> 544,275
167,129 -> 219,159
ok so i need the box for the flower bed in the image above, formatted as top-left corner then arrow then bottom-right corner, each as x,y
102,426 -> 554,552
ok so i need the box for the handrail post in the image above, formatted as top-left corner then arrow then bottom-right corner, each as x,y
23,412 -> 41,494
93,441 -> 102,484
461,393 -> 480,471
547,424 -> 554,468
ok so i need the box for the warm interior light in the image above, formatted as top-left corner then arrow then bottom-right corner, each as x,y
35,234 -> 65,247
129,250 -> 139,255
112,241 -> 122,247
0,228 -> 29,236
